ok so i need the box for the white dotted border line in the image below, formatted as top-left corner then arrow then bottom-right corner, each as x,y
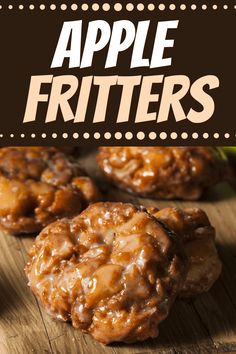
0,132 -> 232,140
0,3 -> 234,11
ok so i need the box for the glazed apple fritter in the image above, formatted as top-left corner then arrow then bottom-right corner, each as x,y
0,147 -> 100,234
97,146 -> 228,200
25,202 -> 187,344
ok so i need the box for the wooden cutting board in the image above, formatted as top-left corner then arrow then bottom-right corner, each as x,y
0,148 -> 236,354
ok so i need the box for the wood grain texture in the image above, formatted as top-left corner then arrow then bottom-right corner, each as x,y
0,148 -> 236,354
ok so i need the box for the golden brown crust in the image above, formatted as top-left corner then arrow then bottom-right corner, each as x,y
148,207 -> 222,297
0,147 -> 100,234
25,202 -> 187,344
97,147 -> 228,200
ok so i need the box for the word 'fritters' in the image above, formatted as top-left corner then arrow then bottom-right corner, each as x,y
23,75 -> 219,124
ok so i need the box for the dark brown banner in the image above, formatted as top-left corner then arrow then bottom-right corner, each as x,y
0,1 -> 235,145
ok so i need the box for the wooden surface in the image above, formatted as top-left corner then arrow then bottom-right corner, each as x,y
0,148 -> 236,354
